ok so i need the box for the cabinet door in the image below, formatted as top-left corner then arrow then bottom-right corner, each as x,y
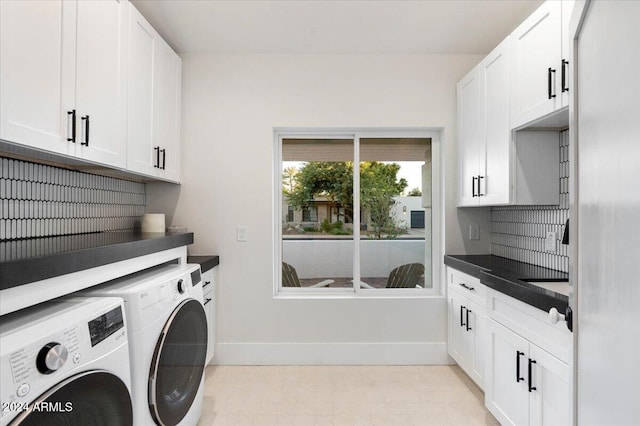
0,0 -> 76,155
465,298 -> 486,389
529,343 -> 571,426
486,319 -> 530,426
154,40 -> 182,183
480,39 -> 511,205
202,269 -> 216,365
448,289 -> 468,366
457,67 -> 483,206
127,4 -> 160,176
75,0 -> 127,168
510,0 -> 562,129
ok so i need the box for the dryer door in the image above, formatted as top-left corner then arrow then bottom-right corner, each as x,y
10,370 -> 133,425
149,299 -> 208,426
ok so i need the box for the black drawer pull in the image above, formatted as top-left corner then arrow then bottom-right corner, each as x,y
67,110 -> 76,142
161,148 -> 166,170
528,359 -> 537,392
548,67 -> 556,99
460,305 -> 466,327
459,283 -> 475,291
203,297 -> 212,306
81,115 -> 90,146
477,175 -> 484,196
516,351 -> 525,383
203,280 -> 212,288
154,147 -> 160,168
561,59 -> 569,92
465,308 -> 472,331
472,176 -> 477,197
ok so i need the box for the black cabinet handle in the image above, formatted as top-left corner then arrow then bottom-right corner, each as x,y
528,359 -> 537,392
81,115 -> 89,146
548,68 -> 557,99
460,305 -> 466,327
478,175 -> 485,196
561,59 -> 569,92
465,308 -> 472,331
472,177 -> 477,197
161,148 -> 166,170
154,147 -> 160,168
67,110 -> 76,143
516,351 -> 525,383
459,283 -> 475,292
203,280 -> 212,288
203,297 -> 212,306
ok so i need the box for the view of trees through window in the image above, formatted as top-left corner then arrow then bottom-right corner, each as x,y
280,136 -> 432,290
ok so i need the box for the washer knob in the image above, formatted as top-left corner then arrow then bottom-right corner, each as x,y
177,279 -> 186,294
36,342 -> 68,374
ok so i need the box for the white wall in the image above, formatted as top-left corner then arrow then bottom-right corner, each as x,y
146,53 -> 491,365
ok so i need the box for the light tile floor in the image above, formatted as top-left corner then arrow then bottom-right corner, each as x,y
198,365 -> 500,425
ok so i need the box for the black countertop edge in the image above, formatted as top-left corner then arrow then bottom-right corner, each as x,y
187,255 -> 220,273
0,232 -> 194,290
444,254 -> 569,313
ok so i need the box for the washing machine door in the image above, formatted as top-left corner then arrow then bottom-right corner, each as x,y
9,370 -> 133,425
149,298 -> 207,426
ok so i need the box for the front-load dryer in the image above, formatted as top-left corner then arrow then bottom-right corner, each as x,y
0,297 -> 133,426
80,264 -> 207,426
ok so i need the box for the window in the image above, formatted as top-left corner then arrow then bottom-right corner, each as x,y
302,206 -> 318,222
276,130 -> 439,295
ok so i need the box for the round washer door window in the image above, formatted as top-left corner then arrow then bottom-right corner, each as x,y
149,298 -> 208,426
10,370 -> 133,426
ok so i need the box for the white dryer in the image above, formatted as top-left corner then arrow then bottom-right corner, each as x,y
0,297 -> 133,426
80,264 -> 207,426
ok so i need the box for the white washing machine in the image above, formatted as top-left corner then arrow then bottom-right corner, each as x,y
80,264 -> 207,426
0,297 -> 133,426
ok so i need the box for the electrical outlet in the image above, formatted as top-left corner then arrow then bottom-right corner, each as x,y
545,231 -> 557,252
237,226 -> 248,242
469,225 -> 480,240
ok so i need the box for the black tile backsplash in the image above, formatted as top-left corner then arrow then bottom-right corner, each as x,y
0,157 -> 145,241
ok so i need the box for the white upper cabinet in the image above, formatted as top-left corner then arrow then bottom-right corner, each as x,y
510,0 -> 574,129
457,65 -> 484,206
74,0 -> 127,168
0,0 -> 75,157
127,4 -> 182,183
458,39 -> 513,207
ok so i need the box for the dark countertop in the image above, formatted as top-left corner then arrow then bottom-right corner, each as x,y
0,231 -> 194,290
187,255 -> 220,273
444,255 -> 569,313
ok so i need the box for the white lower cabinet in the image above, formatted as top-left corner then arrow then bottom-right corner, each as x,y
447,267 -> 487,389
485,289 -> 571,426
202,268 -> 217,365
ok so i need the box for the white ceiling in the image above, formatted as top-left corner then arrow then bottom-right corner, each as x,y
131,0 -> 544,55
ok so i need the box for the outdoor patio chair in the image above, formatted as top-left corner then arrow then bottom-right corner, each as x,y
359,263 -> 425,289
282,262 -> 334,288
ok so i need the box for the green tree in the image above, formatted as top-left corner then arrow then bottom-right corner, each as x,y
407,187 -> 422,196
285,161 -> 407,238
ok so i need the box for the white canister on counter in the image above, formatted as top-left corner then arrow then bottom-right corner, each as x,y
141,213 -> 165,233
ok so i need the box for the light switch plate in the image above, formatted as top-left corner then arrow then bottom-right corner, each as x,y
545,231 -> 557,252
237,226 -> 248,242
469,225 -> 480,240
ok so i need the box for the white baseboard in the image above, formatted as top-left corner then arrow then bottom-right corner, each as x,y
212,342 -> 453,366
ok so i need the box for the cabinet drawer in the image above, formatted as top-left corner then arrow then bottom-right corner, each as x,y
201,269 -> 214,292
487,288 -> 572,363
447,267 -> 486,305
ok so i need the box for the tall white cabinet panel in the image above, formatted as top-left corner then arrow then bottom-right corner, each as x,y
456,67 -> 483,207
528,344 -> 570,426
510,1 -> 562,129
75,0 -> 127,168
127,4 -> 182,183
480,38 -> 511,205
0,0 -> 75,156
